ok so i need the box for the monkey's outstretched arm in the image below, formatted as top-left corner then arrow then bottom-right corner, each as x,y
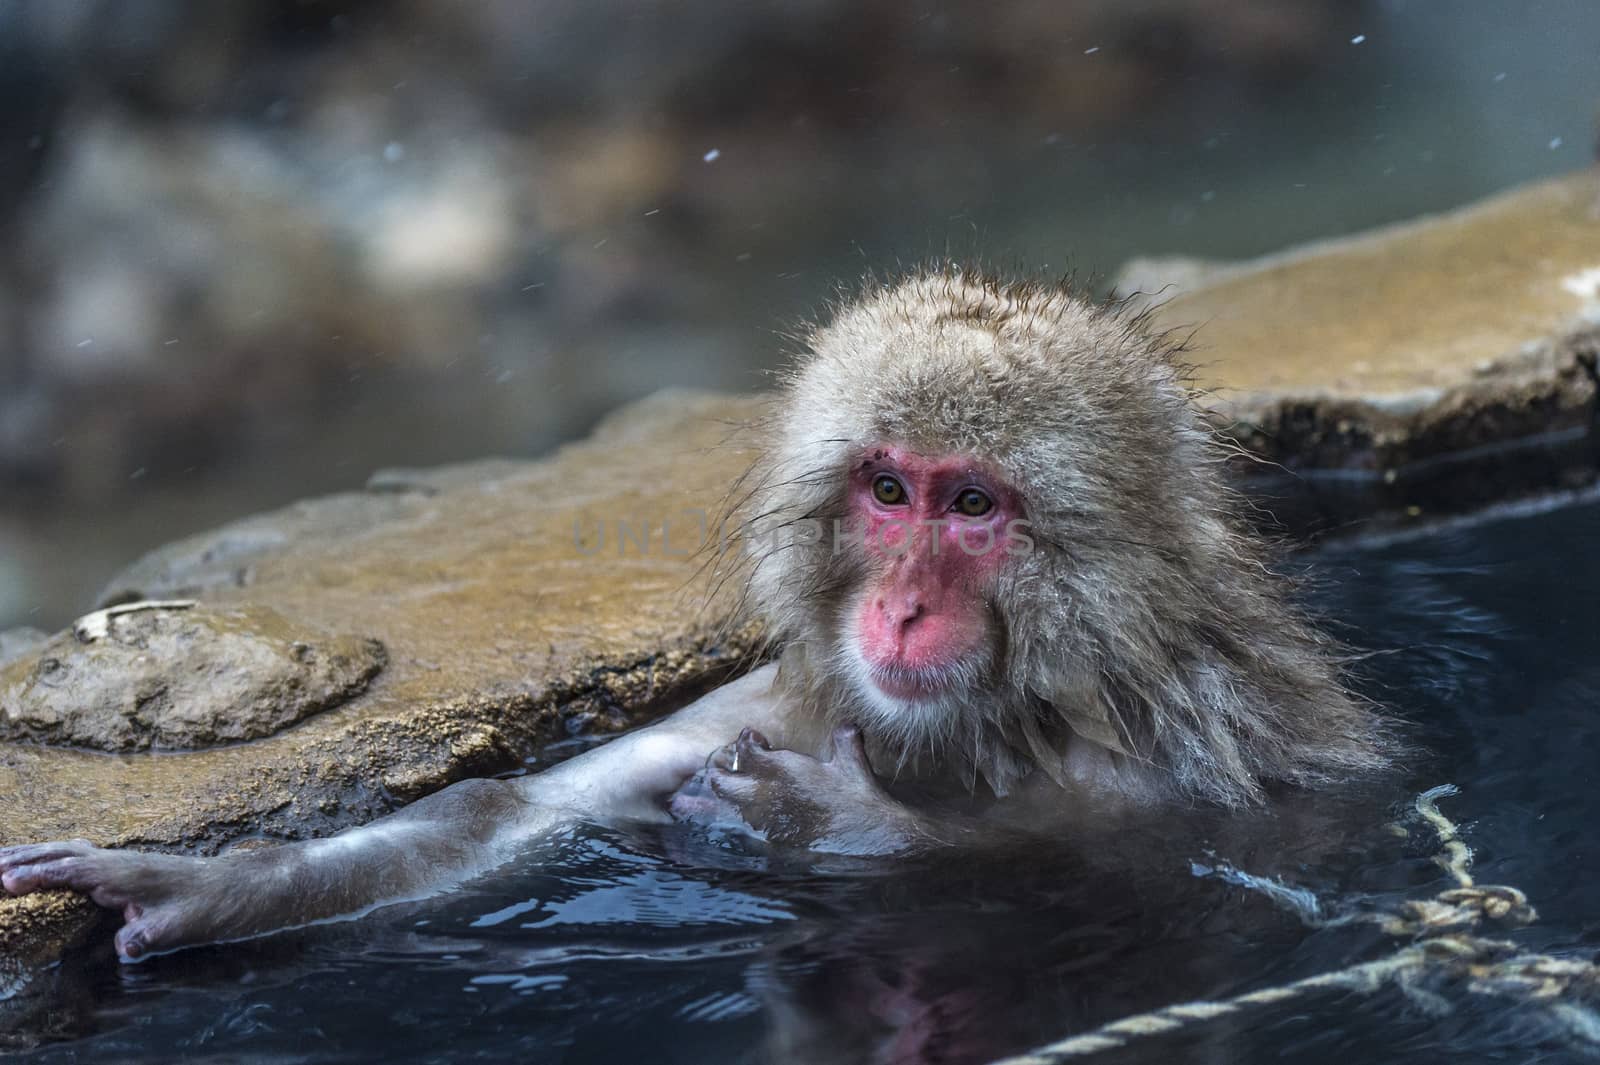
0,665 -> 791,960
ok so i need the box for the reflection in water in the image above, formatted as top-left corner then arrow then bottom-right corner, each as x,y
4,502 -> 1599,1064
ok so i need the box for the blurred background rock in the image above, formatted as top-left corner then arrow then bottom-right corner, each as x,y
0,0 -> 1596,630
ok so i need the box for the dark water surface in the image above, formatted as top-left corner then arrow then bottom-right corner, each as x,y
6,497 -> 1600,1064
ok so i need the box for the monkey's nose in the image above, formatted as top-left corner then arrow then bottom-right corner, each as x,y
879,595 -> 926,632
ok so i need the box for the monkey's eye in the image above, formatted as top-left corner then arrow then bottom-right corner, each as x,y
871,475 -> 907,506
953,488 -> 993,517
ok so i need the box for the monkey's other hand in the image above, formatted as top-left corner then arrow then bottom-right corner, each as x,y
667,726 -> 931,856
0,838 -> 217,961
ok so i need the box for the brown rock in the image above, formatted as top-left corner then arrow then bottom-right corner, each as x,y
0,602 -> 385,751
0,389 -> 764,982
1118,171 -> 1600,528
0,889 -> 100,1022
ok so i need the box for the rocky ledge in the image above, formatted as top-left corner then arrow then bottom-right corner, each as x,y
1119,170 -> 1600,531
0,390 -> 764,1003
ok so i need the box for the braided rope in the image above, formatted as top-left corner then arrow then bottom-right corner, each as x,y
987,785 -> 1599,1064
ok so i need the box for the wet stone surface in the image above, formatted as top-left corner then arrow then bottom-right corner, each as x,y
1118,171 -> 1600,529
0,602 -> 385,752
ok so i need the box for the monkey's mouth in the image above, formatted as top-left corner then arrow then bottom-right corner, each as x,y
865,665 -> 957,703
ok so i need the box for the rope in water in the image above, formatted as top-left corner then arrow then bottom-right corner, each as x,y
988,785 -> 1600,1064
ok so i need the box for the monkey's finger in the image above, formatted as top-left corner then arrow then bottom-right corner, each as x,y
705,767 -> 757,802
1,857 -> 99,896
0,839 -> 95,870
705,742 -> 738,771
115,923 -> 150,962
666,775 -> 734,823
822,726 -> 872,775
736,727 -> 773,752
114,910 -> 174,962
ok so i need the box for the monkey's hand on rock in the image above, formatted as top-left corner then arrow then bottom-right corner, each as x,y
0,777 -> 534,962
667,726 -> 939,856
0,839 -> 230,960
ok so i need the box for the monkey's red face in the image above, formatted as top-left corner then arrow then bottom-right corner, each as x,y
845,446 -> 1024,706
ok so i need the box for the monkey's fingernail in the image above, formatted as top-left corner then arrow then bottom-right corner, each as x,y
738,728 -> 772,751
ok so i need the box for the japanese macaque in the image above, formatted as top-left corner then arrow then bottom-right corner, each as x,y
0,269 -> 1392,960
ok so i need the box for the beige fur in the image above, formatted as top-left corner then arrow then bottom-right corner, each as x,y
726,267 -> 1392,805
